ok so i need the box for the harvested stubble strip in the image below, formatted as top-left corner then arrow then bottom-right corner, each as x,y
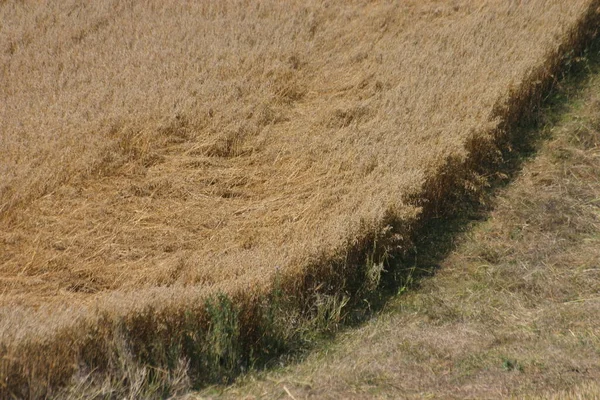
0,0 -> 598,396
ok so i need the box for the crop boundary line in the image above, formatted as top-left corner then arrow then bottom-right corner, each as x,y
3,2 -> 600,398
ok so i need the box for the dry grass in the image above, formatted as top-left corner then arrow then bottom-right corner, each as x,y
207,45 -> 600,399
1,0 -> 599,397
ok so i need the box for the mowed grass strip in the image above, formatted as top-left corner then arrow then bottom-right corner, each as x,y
1,0 -> 599,397
209,44 -> 600,400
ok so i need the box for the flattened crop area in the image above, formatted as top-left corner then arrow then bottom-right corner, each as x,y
0,0 -> 597,395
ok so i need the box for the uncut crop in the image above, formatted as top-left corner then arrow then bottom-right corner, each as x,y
0,0 -> 596,396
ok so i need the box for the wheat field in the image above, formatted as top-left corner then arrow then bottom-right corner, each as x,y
1,0 -> 598,396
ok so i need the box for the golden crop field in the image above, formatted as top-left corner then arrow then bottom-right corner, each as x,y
1,0 -> 598,396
